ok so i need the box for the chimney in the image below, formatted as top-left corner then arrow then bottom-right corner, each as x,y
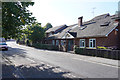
78,16 -> 83,27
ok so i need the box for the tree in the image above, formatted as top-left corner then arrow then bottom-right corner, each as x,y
2,2 -> 36,39
26,23 -> 45,44
44,23 -> 53,31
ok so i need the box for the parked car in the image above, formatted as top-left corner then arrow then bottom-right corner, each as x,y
0,42 -> 8,51
0,37 -> 6,42
0,38 -> 8,51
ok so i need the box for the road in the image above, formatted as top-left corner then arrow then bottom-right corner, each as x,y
1,41 -> 119,79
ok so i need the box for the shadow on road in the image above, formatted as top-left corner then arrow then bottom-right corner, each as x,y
2,62 -> 74,79
2,47 -> 27,58
2,64 -> 16,78
2,46 -> 77,79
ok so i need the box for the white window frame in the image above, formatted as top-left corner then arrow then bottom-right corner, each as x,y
52,40 -> 55,45
89,39 -> 96,48
79,39 -> 85,48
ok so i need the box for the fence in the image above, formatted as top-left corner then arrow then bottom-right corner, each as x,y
75,47 -> 120,60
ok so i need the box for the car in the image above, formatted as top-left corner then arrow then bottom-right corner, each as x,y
0,38 -> 8,51
0,42 -> 8,51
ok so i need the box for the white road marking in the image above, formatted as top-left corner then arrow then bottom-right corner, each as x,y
73,58 -> 119,68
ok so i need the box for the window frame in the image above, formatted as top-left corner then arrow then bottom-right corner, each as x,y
89,39 -> 96,48
79,39 -> 85,48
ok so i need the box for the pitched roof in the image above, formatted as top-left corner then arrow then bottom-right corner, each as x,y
70,14 -> 118,38
46,24 -> 67,33
57,24 -> 78,38
48,13 -> 118,39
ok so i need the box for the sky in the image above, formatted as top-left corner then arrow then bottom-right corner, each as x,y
28,0 -> 119,27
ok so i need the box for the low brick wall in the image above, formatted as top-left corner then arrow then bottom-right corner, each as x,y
75,48 -> 120,60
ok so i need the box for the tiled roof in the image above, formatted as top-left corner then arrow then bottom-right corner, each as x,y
48,13 -> 118,39
46,24 -> 67,33
70,14 -> 118,38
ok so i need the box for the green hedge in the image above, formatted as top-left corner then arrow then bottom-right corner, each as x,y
74,47 -> 120,60
75,47 -> 84,54
32,43 -> 59,51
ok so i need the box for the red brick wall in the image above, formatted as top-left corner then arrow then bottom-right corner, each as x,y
75,27 -> 119,48
117,24 -> 120,49
74,38 -> 90,47
74,38 -> 79,47
96,30 -> 118,47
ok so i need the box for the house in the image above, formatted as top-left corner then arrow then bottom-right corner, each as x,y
46,13 -> 120,51
45,24 -> 68,44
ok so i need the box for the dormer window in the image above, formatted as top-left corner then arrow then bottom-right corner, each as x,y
79,26 -> 87,30
100,22 -> 110,26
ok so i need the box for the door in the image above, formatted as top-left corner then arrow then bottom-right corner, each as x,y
67,40 -> 74,51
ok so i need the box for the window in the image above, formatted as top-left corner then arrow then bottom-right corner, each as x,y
89,39 -> 96,48
52,40 -> 55,45
56,40 -> 59,45
61,40 -> 64,45
80,39 -> 85,48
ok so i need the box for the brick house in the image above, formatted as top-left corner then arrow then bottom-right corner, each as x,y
45,13 -> 120,51
45,24 -> 68,44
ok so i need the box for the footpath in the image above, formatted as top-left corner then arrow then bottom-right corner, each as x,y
67,51 -> 119,68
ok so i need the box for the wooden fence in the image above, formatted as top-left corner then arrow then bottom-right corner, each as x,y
75,48 -> 120,60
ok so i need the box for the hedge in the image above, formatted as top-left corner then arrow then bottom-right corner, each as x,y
32,43 -> 59,51
75,47 -> 120,60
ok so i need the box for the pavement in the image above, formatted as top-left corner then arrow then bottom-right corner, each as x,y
1,41 -> 120,79
70,52 -> 119,68
68,51 -> 119,68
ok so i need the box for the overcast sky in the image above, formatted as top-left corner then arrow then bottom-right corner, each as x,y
28,0 -> 119,27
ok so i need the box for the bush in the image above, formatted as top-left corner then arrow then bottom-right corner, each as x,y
75,47 -> 84,54
74,47 -> 120,60
32,43 -> 59,51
